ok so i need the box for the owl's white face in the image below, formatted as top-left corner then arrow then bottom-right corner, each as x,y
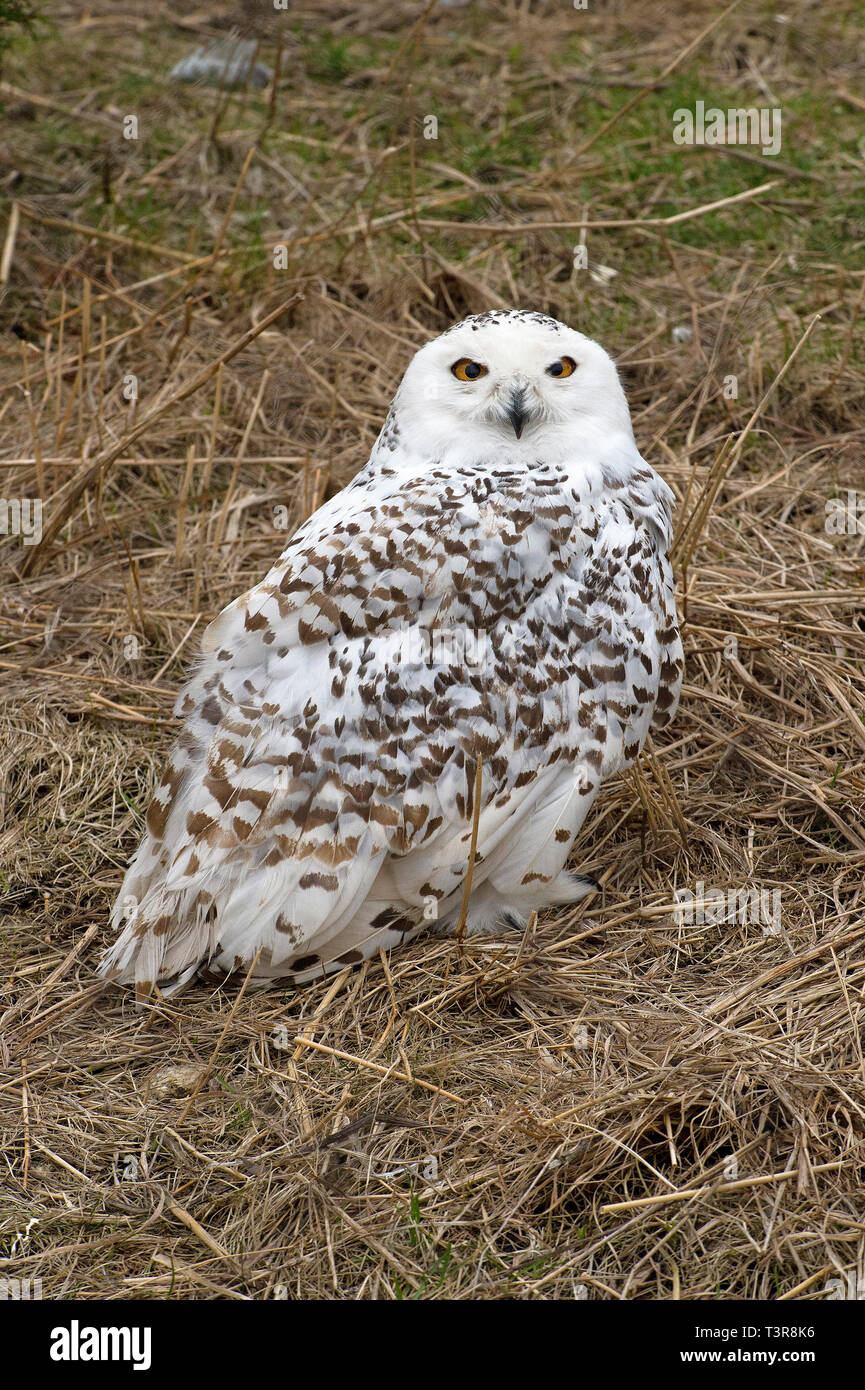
389,310 -> 635,462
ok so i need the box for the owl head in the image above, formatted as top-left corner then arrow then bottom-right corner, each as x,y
385,310 -> 636,462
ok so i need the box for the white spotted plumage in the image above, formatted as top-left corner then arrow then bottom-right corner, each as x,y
101,310 -> 682,994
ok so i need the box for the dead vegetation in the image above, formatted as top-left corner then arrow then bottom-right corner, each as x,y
1,0 -> 864,1299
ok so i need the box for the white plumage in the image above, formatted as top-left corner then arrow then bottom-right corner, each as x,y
101,310 -> 682,994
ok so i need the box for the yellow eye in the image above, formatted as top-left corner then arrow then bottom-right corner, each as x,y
547,357 -> 577,378
451,358 -> 488,381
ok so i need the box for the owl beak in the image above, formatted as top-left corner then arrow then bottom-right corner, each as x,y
506,386 -> 529,439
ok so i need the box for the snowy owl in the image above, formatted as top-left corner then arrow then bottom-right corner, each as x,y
102,309 -> 682,995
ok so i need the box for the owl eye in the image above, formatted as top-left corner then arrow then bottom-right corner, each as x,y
546,357 -> 577,378
451,358 -> 488,381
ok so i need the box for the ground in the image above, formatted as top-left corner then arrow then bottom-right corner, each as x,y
0,0 -> 864,1300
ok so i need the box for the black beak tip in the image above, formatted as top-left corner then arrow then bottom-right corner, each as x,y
507,401 -> 527,439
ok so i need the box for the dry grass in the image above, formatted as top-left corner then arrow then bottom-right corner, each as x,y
1,0 -> 864,1300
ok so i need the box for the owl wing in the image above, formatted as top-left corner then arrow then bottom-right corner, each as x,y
102,452 -> 679,993
101,461 -> 591,992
